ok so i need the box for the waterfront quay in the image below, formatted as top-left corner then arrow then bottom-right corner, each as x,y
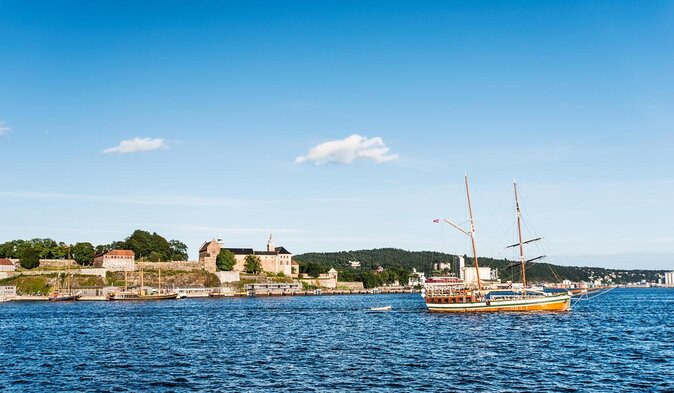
5,286 -> 420,302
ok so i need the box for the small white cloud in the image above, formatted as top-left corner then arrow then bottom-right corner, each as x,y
103,137 -> 166,154
0,121 -> 10,135
295,134 -> 398,165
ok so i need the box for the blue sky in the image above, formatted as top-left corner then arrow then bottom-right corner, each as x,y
1,1 -> 673,269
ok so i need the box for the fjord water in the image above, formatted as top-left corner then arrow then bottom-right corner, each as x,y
1,289 -> 672,392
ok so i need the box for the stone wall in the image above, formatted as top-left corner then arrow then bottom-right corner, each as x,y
336,281 -> 365,290
215,271 -> 240,284
38,259 -> 77,268
6,268 -> 107,278
137,261 -> 205,271
299,277 -> 337,289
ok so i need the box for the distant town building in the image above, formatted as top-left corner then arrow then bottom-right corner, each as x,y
433,262 -> 451,271
0,285 -> 17,297
375,265 -> 384,273
0,258 -> 16,272
93,250 -> 135,272
665,271 -> 674,287
408,268 -> 426,287
198,234 -> 293,276
462,266 -> 499,286
348,261 -> 361,269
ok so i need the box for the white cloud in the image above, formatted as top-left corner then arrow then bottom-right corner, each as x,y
295,134 -> 399,165
0,122 -> 10,135
103,137 -> 166,154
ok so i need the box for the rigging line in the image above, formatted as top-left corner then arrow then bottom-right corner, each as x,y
574,286 -> 617,301
547,263 -> 563,283
472,182 -> 513,258
518,185 -> 583,269
518,184 -> 594,266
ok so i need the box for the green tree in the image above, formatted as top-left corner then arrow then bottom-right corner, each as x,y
169,240 -> 189,261
361,271 -> 383,289
72,242 -> 95,266
304,262 -> 326,278
244,254 -> 262,274
216,249 -> 236,271
124,229 -> 172,261
19,246 -> 40,269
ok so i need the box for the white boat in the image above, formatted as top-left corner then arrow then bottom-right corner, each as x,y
369,305 -> 392,311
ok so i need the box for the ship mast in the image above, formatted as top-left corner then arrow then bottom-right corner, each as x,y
465,175 -> 482,291
514,180 -> 527,291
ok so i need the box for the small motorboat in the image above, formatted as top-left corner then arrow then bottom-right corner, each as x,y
369,305 -> 392,311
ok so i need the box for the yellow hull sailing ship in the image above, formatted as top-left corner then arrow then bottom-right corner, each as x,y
423,175 -> 571,313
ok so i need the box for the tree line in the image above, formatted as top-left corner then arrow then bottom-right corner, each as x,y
294,248 -> 666,286
0,230 -> 189,269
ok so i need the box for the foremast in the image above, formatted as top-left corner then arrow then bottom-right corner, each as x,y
439,174 -> 482,291
465,175 -> 482,291
514,180 -> 527,290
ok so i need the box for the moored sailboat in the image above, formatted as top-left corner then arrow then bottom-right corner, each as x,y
423,176 -> 571,312
48,255 -> 82,301
106,262 -> 178,301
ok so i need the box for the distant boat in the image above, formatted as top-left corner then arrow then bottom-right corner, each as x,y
369,305 -> 392,311
48,291 -> 82,302
107,291 -> 178,301
106,262 -> 178,301
48,259 -> 82,302
424,176 -> 571,312
209,292 -> 232,298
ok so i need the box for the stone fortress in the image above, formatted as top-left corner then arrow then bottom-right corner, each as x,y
198,234 -> 297,276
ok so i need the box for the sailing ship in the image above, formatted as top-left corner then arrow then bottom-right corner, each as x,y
48,255 -> 82,301
106,262 -> 178,301
423,175 -> 571,312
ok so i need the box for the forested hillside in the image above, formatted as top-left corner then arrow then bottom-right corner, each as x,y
295,248 -> 666,284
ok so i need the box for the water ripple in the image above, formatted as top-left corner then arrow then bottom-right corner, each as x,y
1,289 -> 673,392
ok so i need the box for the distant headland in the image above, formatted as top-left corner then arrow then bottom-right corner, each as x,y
0,229 -> 671,300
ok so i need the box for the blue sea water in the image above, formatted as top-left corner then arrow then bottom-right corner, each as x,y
0,288 -> 673,392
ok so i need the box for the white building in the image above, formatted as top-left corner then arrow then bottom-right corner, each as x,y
462,266 -> 499,286
664,271 -> 673,287
0,259 -> 16,272
93,250 -> 136,272
408,268 -> 426,287
0,285 -> 16,297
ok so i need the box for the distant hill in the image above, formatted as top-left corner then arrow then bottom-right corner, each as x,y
294,248 -> 666,284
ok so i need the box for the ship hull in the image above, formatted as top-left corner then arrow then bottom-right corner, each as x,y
106,293 -> 178,301
48,293 -> 82,302
425,295 -> 571,313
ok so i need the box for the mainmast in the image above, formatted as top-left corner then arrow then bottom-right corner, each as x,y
513,180 -> 527,290
465,175 -> 482,291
